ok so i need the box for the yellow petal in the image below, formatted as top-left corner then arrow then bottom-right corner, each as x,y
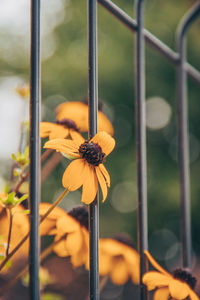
110,257 -> 129,285
53,235 -> 69,257
39,202 -> 67,220
56,215 -> 80,233
98,110 -> 114,136
39,203 -> 67,235
69,130 -> 85,145
40,219 -> 56,236
99,164 -> 110,187
144,251 -> 171,276
99,251 -> 113,276
142,272 -> 171,291
62,159 -> 85,191
189,289 -> 200,300
65,230 -> 83,255
99,239 -> 124,256
81,164 -> 98,204
40,122 -> 69,140
44,138 -> 80,158
70,249 -> 87,267
125,248 -> 140,284
90,131 -> 115,156
169,279 -> 189,299
153,287 -> 170,300
95,166 -> 108,202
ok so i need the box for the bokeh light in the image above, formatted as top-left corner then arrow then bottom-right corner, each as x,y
111,181 -> 137,213
146,97 -> 172,130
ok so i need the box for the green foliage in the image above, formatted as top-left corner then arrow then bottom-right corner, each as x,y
0,192 -> 28,209
11,146 -> 29,168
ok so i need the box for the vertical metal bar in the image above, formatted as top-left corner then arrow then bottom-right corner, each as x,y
135,0 -> 148,299
29,0 -> 41,299
176,1 -> 200,269
88,0 -> 99,299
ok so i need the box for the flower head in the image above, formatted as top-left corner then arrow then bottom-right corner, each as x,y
98,235 -> 140,285
44,131 -> 115,204
53,205 -> 89,268
56,101 -> 114,136
39,203 -> 89,268
142,250 -> 199,300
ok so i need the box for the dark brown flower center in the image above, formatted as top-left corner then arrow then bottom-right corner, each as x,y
113,233 -> 134,249
173,268 -> 196,290
68,205 -> 88,229
56,118 -> 79,131
79,141 -> 105,166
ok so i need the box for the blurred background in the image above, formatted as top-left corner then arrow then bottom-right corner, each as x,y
0,0 -> 200,299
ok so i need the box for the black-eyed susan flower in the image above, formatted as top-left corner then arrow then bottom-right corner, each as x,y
40,205 -> 89,268
44,131 -> 115,204
40,119 -> 83,141
56,101 -> 114,136
98,235 -> 140,285
142,250 -> 199,300
54,206 -> 89,268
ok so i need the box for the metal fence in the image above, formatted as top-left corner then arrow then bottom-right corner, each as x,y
29,0 -> 200,299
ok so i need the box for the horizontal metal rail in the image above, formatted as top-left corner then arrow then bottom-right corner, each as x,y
98,0 -> 200,85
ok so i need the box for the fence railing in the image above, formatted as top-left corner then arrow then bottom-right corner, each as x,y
29,0 -> 200,299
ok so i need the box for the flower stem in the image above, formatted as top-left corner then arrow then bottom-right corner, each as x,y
5,209 -> 13,257
0,234 -> 67,295
0,189 -> 69,272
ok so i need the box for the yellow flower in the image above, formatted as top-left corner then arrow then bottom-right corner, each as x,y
40,119 -> 83,141
0,197 -> 29,261
44,131 -> 115,204
56,101 -> 114,136
142,250 -> 199,300
40,204 -> 89,268
98,236 -> 140,285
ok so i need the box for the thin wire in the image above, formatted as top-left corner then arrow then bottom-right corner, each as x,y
88,0 -> 99,299
176,1 -> 200,269
29,0 -> 41,298
135,0 -> 148,299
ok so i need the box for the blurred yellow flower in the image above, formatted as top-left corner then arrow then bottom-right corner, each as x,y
40,119 -> 82,141
98,237 -> 140,285
44,131 -> 115,204
0,197 -> 29,262
40,204 -> 89,268
142,250 -> 199,300
53,215 -> 89,268
56,101 -> 114,136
